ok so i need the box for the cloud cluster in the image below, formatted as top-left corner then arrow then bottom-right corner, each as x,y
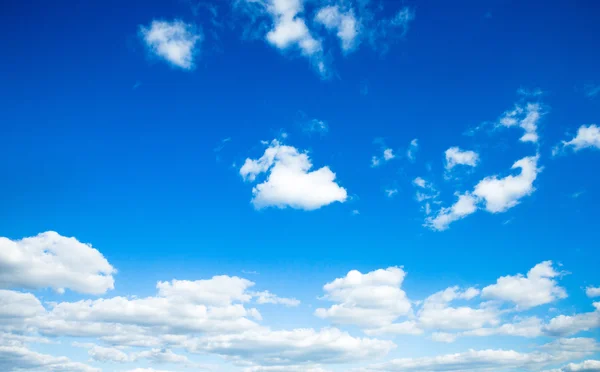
240,139 -> 347,210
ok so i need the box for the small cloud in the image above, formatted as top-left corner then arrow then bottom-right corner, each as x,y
242,270 -> 259,275
139,20 -> 202,70
407,138 -> 418,161
571,191 -> 585,199
383,148 -> 395,161
385,188 -> 398,198
132,81 -> 142,90
556,124 -> 600,153
351,209 -> 360,215
584,83 -> 600,98
445,147 -> 480,170
303,118 -> 329,135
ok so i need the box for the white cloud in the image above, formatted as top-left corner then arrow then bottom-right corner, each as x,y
252,290 -> 300,307
371,156 -> 381,167
303,118 -> 329,134
482,261 -> 567,309
139,20 -> 201,69
560,125 -> 600,152
86,344 -> 130,363
315,6 -> 359,51
498,102 -> 543,143
0,290 -> 45,319
417,286 -> 498,331
425,192 -> 478,231
240,140 -> 347,210
385,188 -> 398,198
543,302 -> 600,337
444,147 -> 479,170
586,287 -> 600,298
315,267 -> 412,331
546,360 -> 600,372
463,316 -> 544,338
473,155 -> 540,213
359,348 -> 579,372
0,345 -> 99,372
187,327 -> 394,366
383,148 -> 395,161
431,332 -> 457,343
406,139 -> 418,160
0,231 -> 116,295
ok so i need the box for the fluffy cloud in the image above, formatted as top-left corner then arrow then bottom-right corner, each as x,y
0,231 -> 115,295
473,155 -> 540,213
560,125 -> 600,152
586,287 -> 600,298
139,20 -> 201,69
546,360 -> 600,372
315,267 -> 412,331
498,102 -> 543,143
543,302 -> 600,337
425,192 -> 477,231
315,5 -> 359,51
0,345 -> 99,372
444,147 -> 479,170
188,327 -> 394,366
0,290 -> 44,319
417,286 -> 498,331
240,140 -> 347,210
482,261 -> 567,309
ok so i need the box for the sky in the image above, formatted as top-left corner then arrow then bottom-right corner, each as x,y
1,0 -> 600,371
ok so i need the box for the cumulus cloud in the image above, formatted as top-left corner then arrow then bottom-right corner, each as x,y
425,192 -> 478,231
444,147 -> 479,170
0,231 -> 116,295
473,155 -> 540,213
498,102 -> 543,143
315,5 -> 359,51
543,302 -> 600,337
252,290 -> 300,307
0,345 -> 99,372
482,261 -> 567,309
315,267 -> 413,331
240,140 -> 347,210
586,287 -> 600,298
546,360 -> 600,372
139,20 -> 202,69
559,125 -> 600,152
406,139 -> 418,161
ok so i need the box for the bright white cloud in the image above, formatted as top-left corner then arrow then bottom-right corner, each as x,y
315,5 -> 359,51
383,148 -> 395,161
543,302 -> 600,337
0,290 -> 44,319
482,261 -> 567,309
560,125 -> 600,152
240,140 -> 347,210
473,155 -> 540,213
315,267 -> 412,331
445,147 -> 479,170
0,345 -> 99,372
498,102 -> 543,143
586,287 -> 600,298
425,192 -> 478,231
0,232 -> 115,295
546,360 -> 600,372
139,20 -> 201,69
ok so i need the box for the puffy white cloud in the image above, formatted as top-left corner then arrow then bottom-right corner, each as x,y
315,5 -> 359,51
482,261 -> 567,309
417,286 -> 498,331
265,0 -> 321,55
383,148 -> 395,161
0,290 -> 45,319
359,349 -> 572,372
87,344 -> 130,363
139,20 -> 201,69
560,125 -> 600,152
425,192 -> 478,231
546,360 -> 600,372
315,267 -> 412,331
187,327 -> 394,366
473,155 -> 540,213
463,316 -> 543,338
498,102 -> 542,143
240,140 -> 347,210
0,345 -> 99,372
252,290 -> 300,307
156,276 -> 254,306
543,302 -> 600,337
444,147 -> 479,170
586,286 -> 600,298
0,231 -> 115,295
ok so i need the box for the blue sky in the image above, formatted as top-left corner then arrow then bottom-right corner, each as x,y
1,0 -> 600,371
